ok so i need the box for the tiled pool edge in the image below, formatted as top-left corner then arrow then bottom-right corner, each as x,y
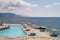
20,24 -> 27,37
0,24 -> 27,38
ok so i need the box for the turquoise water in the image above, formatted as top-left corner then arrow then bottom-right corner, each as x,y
0,25 -> 26,38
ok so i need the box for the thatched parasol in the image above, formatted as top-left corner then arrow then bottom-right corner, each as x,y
31,24 -> 37,28
50,29 -> 59,37
35,25 -> 47,29
39,26 -> 47,29
27,22 -> 31,25
51,29 -> 58,32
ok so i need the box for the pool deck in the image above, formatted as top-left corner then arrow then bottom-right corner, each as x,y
0,24 -> 60,40
23,24 -> 50,37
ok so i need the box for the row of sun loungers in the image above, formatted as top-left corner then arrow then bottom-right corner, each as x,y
21,22 -> 59,37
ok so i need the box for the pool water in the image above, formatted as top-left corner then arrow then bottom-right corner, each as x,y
0,25 -> 26,38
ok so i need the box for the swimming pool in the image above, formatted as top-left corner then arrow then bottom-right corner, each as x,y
0,25 -> 26,38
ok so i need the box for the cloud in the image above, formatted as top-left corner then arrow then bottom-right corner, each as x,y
0,0 -> 38,15
45,3 -> 60,8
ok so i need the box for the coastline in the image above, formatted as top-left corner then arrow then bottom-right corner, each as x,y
0,23 -> 60,40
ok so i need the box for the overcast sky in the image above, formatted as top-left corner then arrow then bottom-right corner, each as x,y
0,0 -> 60,17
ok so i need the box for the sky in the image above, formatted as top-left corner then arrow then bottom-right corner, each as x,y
0,0 -> 60,17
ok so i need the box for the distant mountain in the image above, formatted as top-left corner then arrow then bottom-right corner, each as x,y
0,13 -> 24,18
0,13 -> 29,24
